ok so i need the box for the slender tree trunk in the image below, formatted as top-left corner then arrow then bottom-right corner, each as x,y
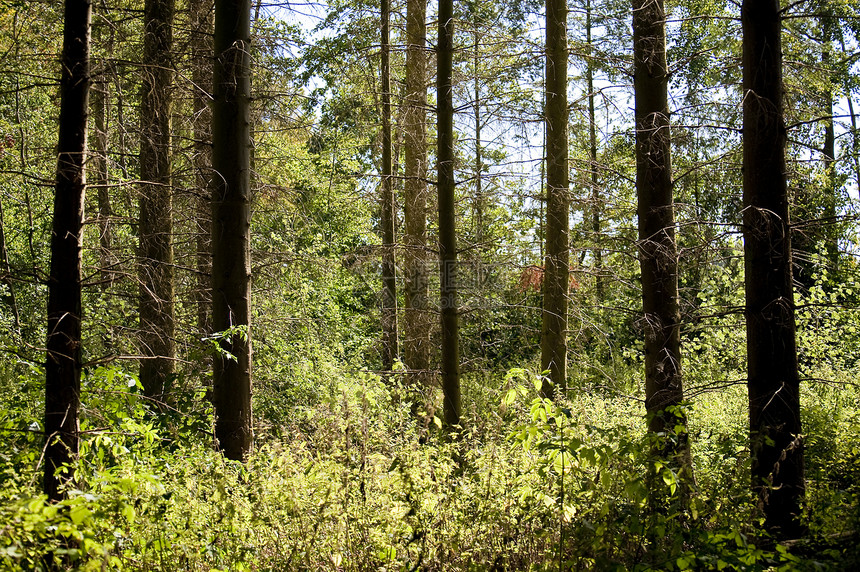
633,0 -> 690,485
380,0 -> 398,371
0,196 -> 21,332
45,0 -> 91,502
114,65 -> 129,179
191,0 -> 214,336
821,14 -> 838,270
90,57 -> 114,289
794,14 -> 839,291
539,88 -> 546,261
473,26 -> 483,251
403,0 -> 430,386
586,0 -> 602,301
0,41 -> 21,334
212,0 -> 253,460
11,14 -> 36,312
742,0 -> 805,538
839,34 -> 860,200
540,0 -> 570,399
139,0 -> 176,402
437,0 -> 461,429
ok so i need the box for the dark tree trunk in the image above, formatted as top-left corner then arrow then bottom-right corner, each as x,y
212,0 -> 253,460
139,0 -> 176,402
45,0 -> 91,502
586,0 -> 602,300
0,197 -> 20,332
191,0 -> 214,337
540,0 -> 570,399
839,32 -> 860,200
380,0 -> 398,371
633,0 -> 691,486
821,14 -> 838,270
403,0 -> 430,387
742,0 -> 805,538
437,0 -> 461,429
90,60 -> 115,289
794,13 -> 838,292
473,26 -> 483,251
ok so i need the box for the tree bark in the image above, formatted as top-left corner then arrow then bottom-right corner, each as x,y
437,0 -> 461,429
540,0 -> 570,399
191,0 -> 214,336
380,0 -> 398,371
473,25 -> 483,251
839,32 -> 860,201
45,0 -> 91,502
139,0 -> 176,402
742,0 -> 805,538
821,14 -> 838,270
633,0 -> 690,485
403,0 -> 430,387
0,197 -> 21,332
212,0 -> 253,460
793,13 -> 838,291
90,57 -> 114,289
586,0 -> 603,301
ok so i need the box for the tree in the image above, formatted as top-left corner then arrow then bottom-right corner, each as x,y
211,0 -> 253,460
632,0 -> 690,480
789,8 -> 841,292
44,0 -> 91,502
90,23 -> 115,291
190,0 -> 214,336
742,0 -> 805,538
586,0 -> 605,301
402,0 -> 431,387
541,0 -> 570,399
820,12 -> 838,270
138,0 -> 176,402
437,0 -> 461,429
380,0 -> 398,371
0,194 -> 19,332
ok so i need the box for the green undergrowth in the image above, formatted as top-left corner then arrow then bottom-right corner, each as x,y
1,366 -> 859,571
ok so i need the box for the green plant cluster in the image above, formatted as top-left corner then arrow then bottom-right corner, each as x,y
2,362 -> 858,570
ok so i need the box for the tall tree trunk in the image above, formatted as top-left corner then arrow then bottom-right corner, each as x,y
437,0 -> 461,429
821,14 -> 838,270
742,0 -> 805,538
403,0 -> 430,386
114,65 -> 129,179
45,0 -> 91,502
191,0 -> 214,336
633,0 -> 690,485
0,197 -> 20,333
212,0 -> 253,460
586,0 -> 603,301
539,89 -> 546,261
473,25 -> 483,252
540,0 -> 570,399
794,13 -> 839,291
380,0 -> 398,371
90,56 -> 114,289
139,0 -> 176,402
839,33 -> 860,200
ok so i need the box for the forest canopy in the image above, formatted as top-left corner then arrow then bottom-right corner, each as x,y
1,0 -> 859,569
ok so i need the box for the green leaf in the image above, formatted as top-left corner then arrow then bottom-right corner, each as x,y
661,469 -> 674,487
68,504 -> 92,526
122,504 -> 136,523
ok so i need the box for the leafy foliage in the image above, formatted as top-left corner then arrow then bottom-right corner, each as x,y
2,361 -> 859,570
1,0 -> 860,569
